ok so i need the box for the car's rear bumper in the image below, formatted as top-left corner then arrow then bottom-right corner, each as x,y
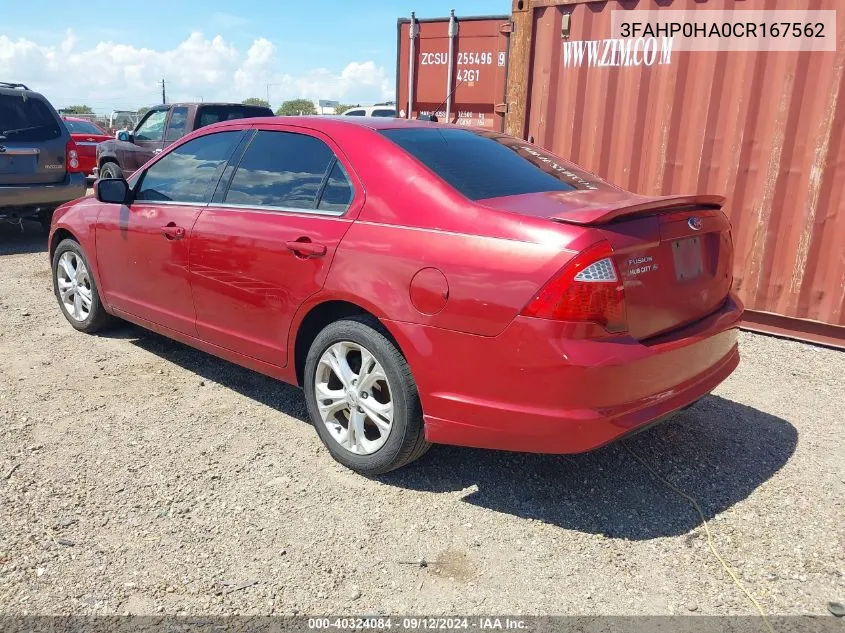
383,292 -> 744,454
0,173 -> 87,217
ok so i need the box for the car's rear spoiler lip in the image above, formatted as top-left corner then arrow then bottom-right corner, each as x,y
548,194 -> 726,225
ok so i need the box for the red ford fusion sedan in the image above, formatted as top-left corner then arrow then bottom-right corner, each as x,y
61,117 -> 112,177
48,116 -> 743,474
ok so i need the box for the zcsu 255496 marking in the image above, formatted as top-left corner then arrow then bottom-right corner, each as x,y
421,51 -> 496,65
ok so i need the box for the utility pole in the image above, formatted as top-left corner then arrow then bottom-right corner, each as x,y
161,78 -> 166,104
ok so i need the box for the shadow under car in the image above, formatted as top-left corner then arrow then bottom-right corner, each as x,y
117,325 -> 795,541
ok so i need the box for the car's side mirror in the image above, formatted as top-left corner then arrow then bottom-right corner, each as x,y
95,178 -> 131,205
117,131 -> 132,142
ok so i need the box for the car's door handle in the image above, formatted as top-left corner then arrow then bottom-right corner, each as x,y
154,148 -> 163,154
161,223 -> 185,240
285,239 -> 327,258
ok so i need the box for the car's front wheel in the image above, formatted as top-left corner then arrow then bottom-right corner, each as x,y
52,238 -> 113,333
99,161 -> 121,179
304,317 -> 430,475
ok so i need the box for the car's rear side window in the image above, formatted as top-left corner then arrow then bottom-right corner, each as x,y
380,128 -> 603,200
223,130 -> 352,213
318,162 -> 354,213
0,94 -> 62,142
196,105 -> 272,129
371,109 -> 396,117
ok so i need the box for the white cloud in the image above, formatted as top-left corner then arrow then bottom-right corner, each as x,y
0,30 -> 393,112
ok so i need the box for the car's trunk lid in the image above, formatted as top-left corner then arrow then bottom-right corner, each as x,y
479,190 -> 733,340
71,133 -> 112,161
0,140 -> 68,186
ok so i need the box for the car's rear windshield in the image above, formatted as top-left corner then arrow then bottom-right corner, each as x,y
380,127 -> 601,200
0,94 -> 62,142
196,105 -> 273,129
63,119 -> 105,135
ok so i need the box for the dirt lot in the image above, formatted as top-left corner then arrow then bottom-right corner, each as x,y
1,221 -> 843,617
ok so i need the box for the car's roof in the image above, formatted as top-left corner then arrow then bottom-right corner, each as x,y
162,102 -> 273,108
61,116 -> 95,122
345,105 -> 396,111
211,115 -> 446,132
0,85 -> 45,99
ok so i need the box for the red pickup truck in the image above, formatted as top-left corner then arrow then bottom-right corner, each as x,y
94,102 -> 273,179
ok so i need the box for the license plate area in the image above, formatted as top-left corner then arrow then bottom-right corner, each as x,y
0,154 -> 38,175
672,236 -> 704,282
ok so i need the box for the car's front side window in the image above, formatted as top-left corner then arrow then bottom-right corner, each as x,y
135,131 -> 242,203
164,107 -> 189,141
223,130 -> 352,213
134,110 -> 168,141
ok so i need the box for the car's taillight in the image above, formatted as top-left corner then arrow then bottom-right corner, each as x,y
65,140 -> 83,173
521,240 -> 627,333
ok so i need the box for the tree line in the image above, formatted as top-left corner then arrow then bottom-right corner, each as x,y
242,97 -> 355,115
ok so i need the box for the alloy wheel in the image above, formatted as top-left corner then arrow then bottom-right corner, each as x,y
314,341 -> 394,455
55,251 -> 93,322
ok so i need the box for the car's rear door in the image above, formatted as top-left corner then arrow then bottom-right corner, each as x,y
0,92 -> 67,186
190,125 -> 361,367
95,129 -> 246,335
162,105 -> 191,151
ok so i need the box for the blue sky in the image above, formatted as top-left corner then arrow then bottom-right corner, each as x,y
1,1 -> 510,111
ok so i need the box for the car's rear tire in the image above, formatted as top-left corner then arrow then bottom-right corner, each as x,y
51,238 -> 114,333
99,161 -> 121,179
303,316 -> 430,475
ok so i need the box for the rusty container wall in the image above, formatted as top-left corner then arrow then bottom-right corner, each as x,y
505,0 -> 845,347
396,13 -> 512,130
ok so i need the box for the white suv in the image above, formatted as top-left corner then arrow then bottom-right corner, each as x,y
342,105 -> 396,117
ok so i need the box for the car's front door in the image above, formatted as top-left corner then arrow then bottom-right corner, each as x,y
95,130 -> 245,335
123,108 -> 169,172
190,127 -> 360,366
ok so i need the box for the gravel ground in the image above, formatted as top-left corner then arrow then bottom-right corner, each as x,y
0,221 -> 843,617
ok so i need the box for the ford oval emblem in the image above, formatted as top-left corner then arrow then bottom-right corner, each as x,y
688,217 -> 703,231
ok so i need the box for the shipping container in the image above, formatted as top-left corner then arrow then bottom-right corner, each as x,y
396,12 -> 513,130
499,0 -> 845,348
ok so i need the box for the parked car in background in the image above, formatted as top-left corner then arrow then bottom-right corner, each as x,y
105,110 -> 139,136
342,105 -> 396,117
0,82 -> 86,231
61,117 -> 112,180
95,102 -> 273,179
49,116 -> 742,475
